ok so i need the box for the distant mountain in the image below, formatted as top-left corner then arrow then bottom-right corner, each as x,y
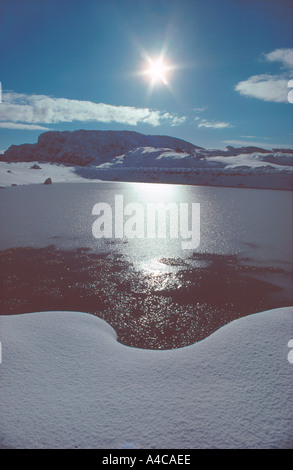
2,130 -> 203,166
5,129 -> 291,167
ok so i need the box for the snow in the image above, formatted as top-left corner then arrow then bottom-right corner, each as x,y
94,147 -> 293,190
0,161 -> 100,187
1,148 -> 292,190
206,151 -> 293,169
0,307 -> 292,449
96,146 -> 293,173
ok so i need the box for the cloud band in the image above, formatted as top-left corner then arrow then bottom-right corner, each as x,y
0,91 -> 186,129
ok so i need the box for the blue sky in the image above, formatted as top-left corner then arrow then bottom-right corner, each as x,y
0,0 -> 292,152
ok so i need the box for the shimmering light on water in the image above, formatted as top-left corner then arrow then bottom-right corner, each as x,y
0,179 -> 292,349
0,182 -> 292,270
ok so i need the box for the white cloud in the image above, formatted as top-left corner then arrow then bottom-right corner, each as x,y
169,115 -> 187,126
235,74 -> 289,103
193,107 -> 232,129
223,139 -> 291,149
264,48 -> 293,69
197,119 -> 233,129
235,48 -> 293,103
0,122 -> 50,130
0,91 -> 186,128
240,135 -> 259,139
193,106 -> 207,113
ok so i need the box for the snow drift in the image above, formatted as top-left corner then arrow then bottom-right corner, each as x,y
0,307 -> 292,449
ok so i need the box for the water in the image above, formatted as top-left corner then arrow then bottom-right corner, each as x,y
0,181 -> 292,268
0,181 -> 292,348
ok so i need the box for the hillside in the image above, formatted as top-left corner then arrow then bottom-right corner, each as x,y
2,130 -> 202,166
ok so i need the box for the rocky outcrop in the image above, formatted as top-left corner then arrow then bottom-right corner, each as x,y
43,177 -> 52,185
3,130 -> 202,166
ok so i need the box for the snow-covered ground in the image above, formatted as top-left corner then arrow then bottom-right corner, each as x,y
0,161 -> 100,187
0,307 -> 292,449
1,147 -> 292,190
90,147 -> 293,190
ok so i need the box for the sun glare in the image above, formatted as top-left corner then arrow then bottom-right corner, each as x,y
145,57 -> 170,85
141,54 -> 174,88
134,43 -> 181,96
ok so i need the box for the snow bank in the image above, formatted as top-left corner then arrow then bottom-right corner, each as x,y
0,307 -> 292,449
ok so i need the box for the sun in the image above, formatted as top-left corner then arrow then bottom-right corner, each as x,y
143,56 -> 172,86
135,47 -> 180,96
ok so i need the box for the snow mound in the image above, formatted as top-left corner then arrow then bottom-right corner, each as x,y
0,307 -> 292,449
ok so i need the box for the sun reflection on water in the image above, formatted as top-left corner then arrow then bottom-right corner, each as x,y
129,182 -> 179,203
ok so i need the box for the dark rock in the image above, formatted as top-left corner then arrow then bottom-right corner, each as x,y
43,178 -> 52,185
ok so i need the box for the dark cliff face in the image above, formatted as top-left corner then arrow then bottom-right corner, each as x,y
3,129 -> 202,166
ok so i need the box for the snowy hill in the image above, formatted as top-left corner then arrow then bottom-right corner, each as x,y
98,145 -> 293,169
2,130 -> 201,166
77,146 -> 293,190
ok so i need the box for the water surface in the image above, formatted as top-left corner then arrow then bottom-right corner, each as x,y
0,182 -> 292,348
